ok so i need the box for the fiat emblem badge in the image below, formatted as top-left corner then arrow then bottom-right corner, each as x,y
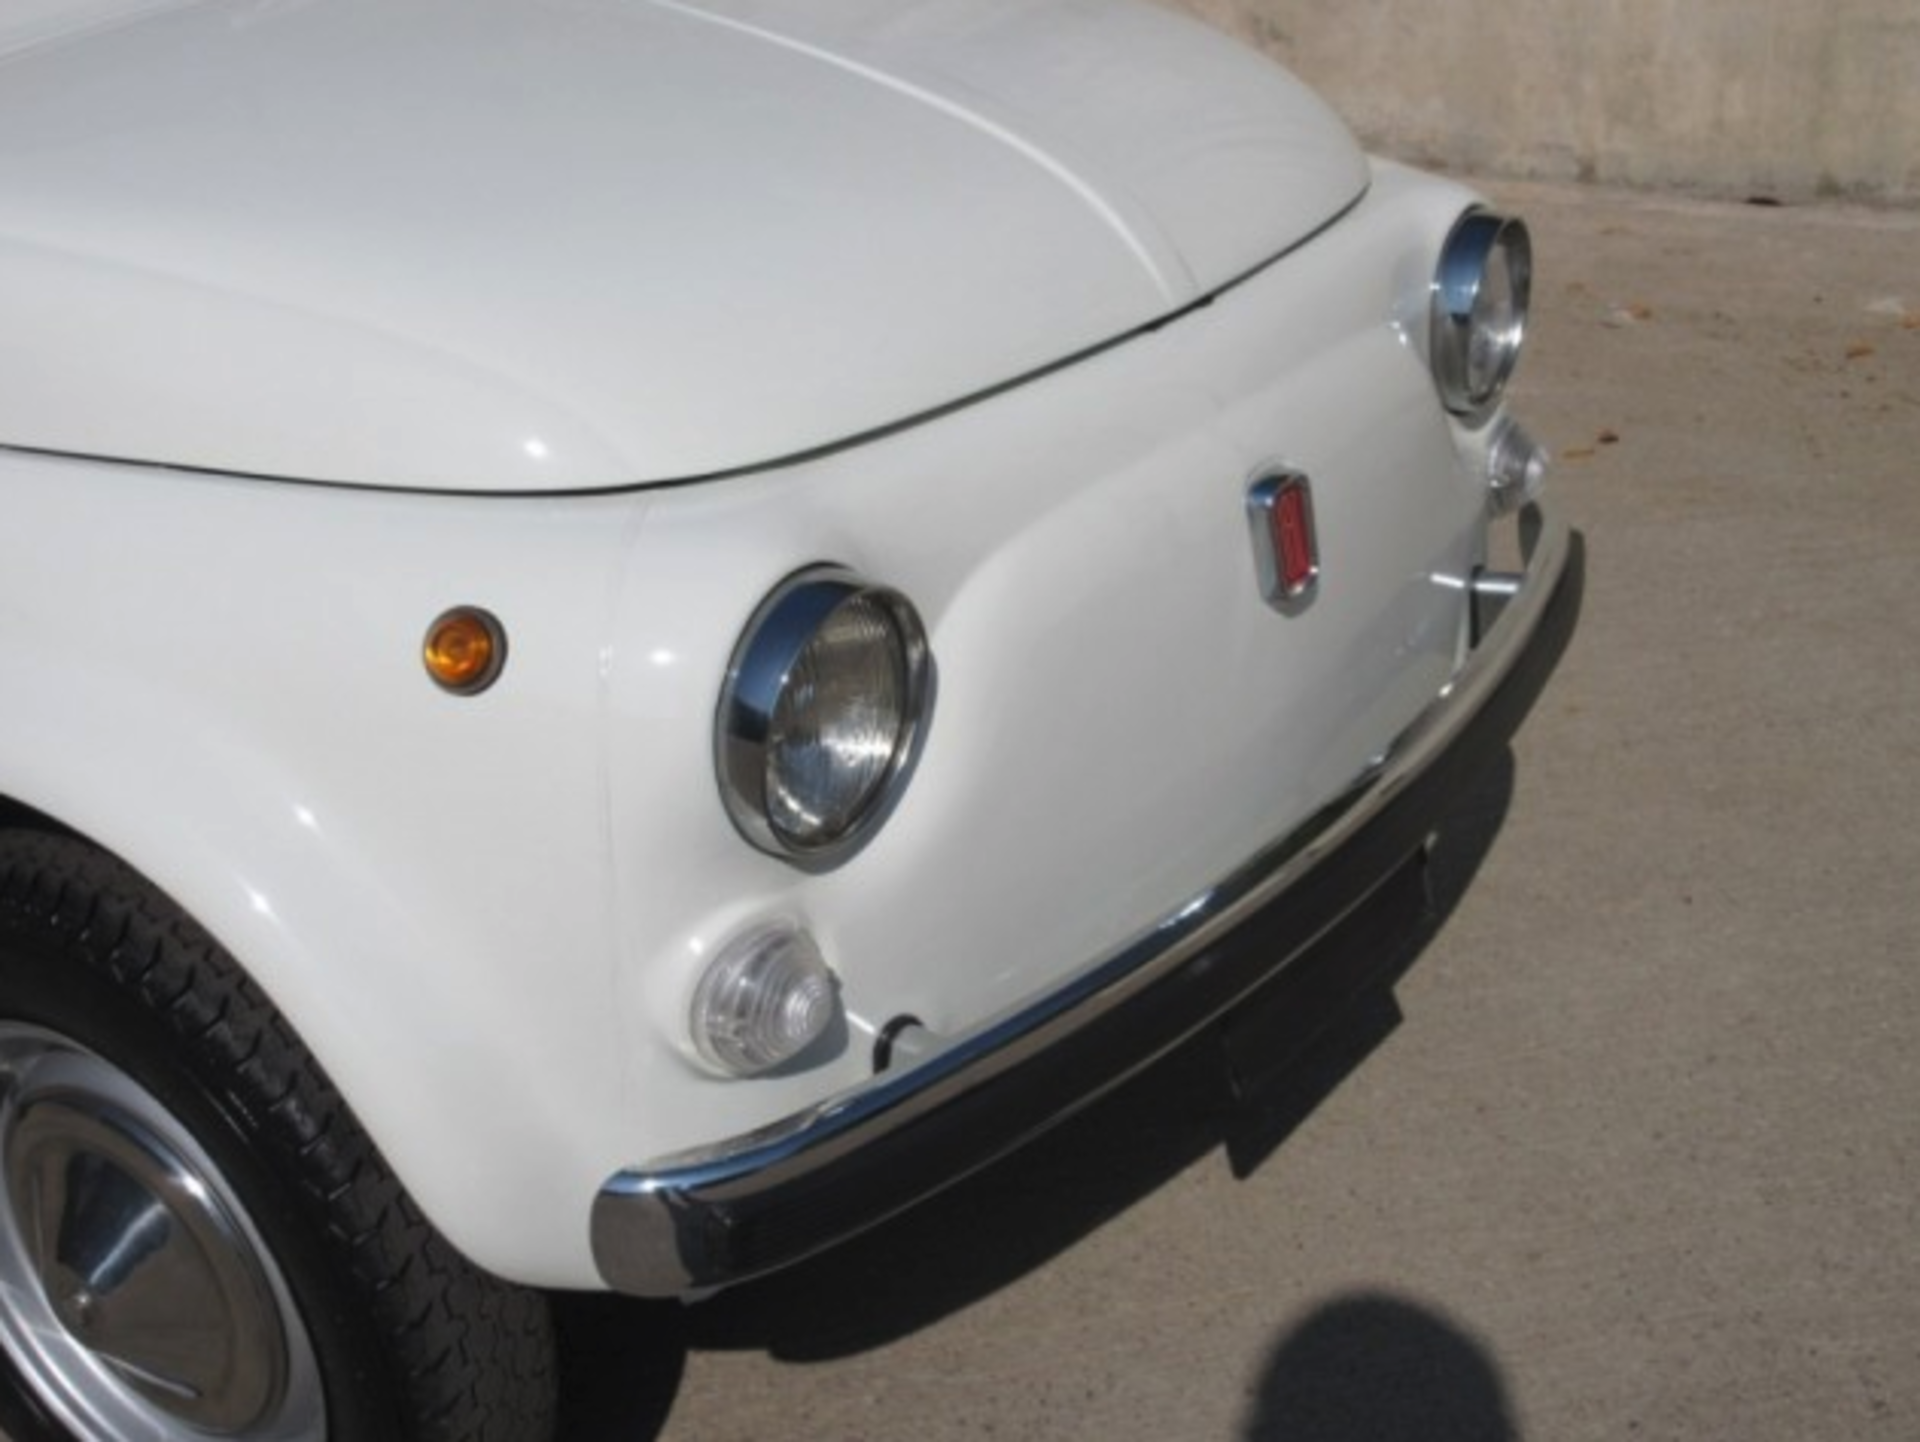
1246,470 -> 1319,609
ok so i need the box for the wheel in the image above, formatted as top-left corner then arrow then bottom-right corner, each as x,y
0,830 -> 557,1441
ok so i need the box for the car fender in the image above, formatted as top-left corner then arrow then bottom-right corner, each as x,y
0,452 -> 646,1285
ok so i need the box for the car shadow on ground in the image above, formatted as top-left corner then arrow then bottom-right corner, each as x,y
553,751 -> 1519,1441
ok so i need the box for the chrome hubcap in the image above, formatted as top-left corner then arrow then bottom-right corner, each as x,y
0,1024 -> 325,1439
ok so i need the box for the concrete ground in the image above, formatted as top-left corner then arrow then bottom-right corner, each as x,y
553,180 -> 1920,1441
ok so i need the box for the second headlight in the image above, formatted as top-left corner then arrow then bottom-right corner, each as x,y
1430,209 -> 1532,426
716,567 -> 931,868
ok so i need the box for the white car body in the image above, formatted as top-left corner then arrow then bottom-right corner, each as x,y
0,0 -> 1576,1329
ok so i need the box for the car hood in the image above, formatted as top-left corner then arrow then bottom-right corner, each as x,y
0,0 -> 1368,491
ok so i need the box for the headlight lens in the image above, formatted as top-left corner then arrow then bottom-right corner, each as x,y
717,567 -> 931,867
1430,210 -> 1532,426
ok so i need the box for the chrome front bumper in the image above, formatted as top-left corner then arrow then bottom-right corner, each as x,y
592,506 -> 1583,1296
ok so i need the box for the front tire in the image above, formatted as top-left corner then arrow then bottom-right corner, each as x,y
0,830 -> 557,1441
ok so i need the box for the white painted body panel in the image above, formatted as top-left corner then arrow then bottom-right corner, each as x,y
0,0 -> 1364,489
1,139 -> 1491,1286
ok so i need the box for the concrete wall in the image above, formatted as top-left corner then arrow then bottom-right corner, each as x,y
1162,0 -> 1920,203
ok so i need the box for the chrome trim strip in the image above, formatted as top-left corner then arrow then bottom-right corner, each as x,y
595,502 -> 1573,1295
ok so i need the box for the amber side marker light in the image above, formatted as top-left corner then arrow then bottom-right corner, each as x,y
423,607 -> 507,695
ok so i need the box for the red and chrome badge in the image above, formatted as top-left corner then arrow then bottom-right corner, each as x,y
1245,470 -> 1320,609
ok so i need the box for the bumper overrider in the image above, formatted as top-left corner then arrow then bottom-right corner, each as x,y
592,506 -> 1584,1296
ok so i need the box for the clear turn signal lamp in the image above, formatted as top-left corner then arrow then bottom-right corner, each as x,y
1486,417 -> 1550,515
690,922 -> 840,1077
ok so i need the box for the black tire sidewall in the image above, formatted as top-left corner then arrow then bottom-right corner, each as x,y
0,906 -> 409,1441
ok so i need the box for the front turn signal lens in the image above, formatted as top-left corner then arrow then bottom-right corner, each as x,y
691,922 -> 841,1076
423,607 -> 507,695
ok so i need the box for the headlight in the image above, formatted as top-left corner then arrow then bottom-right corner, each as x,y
716,567 -> 931,868
1430,209 -> 1532,426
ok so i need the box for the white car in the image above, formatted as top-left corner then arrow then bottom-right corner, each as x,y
0,1 -> 1580,1437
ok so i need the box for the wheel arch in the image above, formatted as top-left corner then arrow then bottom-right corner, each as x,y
0,719 -> 620,1290
0,825 -> 562,1439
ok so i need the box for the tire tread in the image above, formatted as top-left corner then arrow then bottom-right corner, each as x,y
0,828 -> 557,1442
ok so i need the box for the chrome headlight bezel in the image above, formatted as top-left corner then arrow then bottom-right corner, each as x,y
1430,209 -> 1532,427
715,566 -> 932,870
